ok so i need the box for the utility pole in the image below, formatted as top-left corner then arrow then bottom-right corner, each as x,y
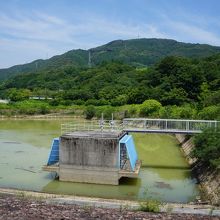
88,50 -> 91,68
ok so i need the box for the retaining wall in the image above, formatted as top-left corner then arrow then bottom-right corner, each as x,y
176,134 -> 220,205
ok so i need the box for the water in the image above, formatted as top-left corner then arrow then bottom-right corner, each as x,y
0,120 -> 199,203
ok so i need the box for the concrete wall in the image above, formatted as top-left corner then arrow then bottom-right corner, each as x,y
59,131 -> 125,185
59,164 -> 119,185
176,134 -> 197,165
176,134 -> 220,205
60,132 -> 123,168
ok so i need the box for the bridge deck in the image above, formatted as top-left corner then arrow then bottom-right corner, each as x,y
61,118 -> 219,134
123,118 -> 219,134
123,128 -> 202,134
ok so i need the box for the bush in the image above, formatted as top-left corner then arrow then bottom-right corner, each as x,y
198,105 -> 220,120
85,99 -> 110,106
139,99 -> 162,117
7,88 -> 31,102
159,106 -> 172,118
14,100 -> 50,115
128,104 -> 138,116
192,127 -> 220,168
84,105 -> 96,119
111,94 -> 128,106
138,200 -> 160,212
170,105 -> 197,119
95,105 -> 115,119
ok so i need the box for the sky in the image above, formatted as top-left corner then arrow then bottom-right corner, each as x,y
0,0 -> 220,68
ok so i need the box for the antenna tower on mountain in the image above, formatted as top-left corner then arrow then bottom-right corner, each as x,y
88,50 -> 92,68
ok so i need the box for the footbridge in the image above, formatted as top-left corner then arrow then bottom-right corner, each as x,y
61,118 -> 219,135
122,118 -> 219,134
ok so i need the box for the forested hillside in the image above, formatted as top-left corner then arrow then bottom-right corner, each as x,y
0,53 -> 219,120
1,38 -> 220,80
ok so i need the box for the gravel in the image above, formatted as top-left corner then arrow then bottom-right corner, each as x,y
0,194 -> 219,220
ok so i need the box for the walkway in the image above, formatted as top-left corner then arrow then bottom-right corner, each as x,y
123,118 -> 219,134
61,118 -> 219,135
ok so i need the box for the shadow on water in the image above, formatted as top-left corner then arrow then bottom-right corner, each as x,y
119,177 -> 140,185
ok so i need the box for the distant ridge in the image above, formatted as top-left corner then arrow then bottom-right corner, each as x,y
1,38 -> 220,80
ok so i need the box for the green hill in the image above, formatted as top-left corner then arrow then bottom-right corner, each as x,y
1,38 -> 220,80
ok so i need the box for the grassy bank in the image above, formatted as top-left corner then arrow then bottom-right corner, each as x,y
0,99 -> 219,120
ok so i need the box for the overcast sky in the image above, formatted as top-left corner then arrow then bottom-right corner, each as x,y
0,0 -> 220,68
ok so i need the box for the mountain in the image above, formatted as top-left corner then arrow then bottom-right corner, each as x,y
1,38 -> 220,80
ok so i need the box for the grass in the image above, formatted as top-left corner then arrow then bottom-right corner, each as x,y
138,200 -> 161,212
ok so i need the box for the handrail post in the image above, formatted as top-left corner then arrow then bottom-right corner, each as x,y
186,121 -> 189,131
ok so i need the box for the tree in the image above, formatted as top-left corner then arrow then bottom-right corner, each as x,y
111,94 -> 128,106
170,105 -> 197,119
161,88 -> 189,105
139,99 -> 162,117
202,90 -> 220,107
84,105 -> 96,119
7,88 -> 31,101
192,127 -> 220,168
127,88 -> 150,104
198,106 -> 220,120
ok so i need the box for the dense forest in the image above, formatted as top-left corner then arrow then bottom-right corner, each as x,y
0,53 -> 219,120
1,38 -> 220,80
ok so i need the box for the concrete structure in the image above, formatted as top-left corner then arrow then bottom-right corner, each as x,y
43,131 -> 140,185
0,99 -> 9,104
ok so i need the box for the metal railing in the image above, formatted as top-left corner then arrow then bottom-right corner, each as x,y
61,120 -> 123,134
61,118 -> 220,135
123,118 -> 219,134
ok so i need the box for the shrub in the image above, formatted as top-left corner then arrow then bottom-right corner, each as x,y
192,127 -> 220,168
170,105 -> 197,119
128,104 -> 139,117
139,99 -> 162,117
111,94 -> 128,106
198,105 -> 220,120
95,105 -> 115,119
14,100 -> 50,115
138,200 -> 160,212
84,105 -> 96,119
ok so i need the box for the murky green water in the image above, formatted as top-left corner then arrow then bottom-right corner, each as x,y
0,120 -> 199,203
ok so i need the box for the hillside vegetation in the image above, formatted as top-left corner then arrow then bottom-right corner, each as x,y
0,46 -> 219,168
0,53 -> 219,120
1,38 -> 220,80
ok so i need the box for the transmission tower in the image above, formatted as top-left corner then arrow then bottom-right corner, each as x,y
88,50 -> 91,68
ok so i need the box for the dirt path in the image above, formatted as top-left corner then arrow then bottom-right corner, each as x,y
1,193 -> 220,220
0,188 -> 220,219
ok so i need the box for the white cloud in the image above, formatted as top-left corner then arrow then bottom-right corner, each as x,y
164,19 -> 220,46
0,8 -> 219,68
155,10 -> 220,46
0,11 -> 168,68
84,17 -> 168,39
0,12 -> 76,43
